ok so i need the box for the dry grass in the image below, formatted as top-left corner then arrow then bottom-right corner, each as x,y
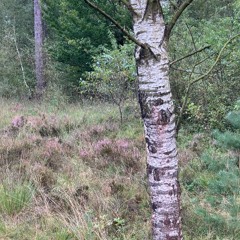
1,98 -> 238,239
0,99 -> 151,239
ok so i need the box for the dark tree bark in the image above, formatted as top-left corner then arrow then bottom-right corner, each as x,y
34,0 -> 45,99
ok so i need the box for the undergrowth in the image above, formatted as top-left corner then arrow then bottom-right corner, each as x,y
0,98 -> 239,239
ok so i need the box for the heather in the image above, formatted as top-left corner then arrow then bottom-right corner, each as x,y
0,98 -> 239,239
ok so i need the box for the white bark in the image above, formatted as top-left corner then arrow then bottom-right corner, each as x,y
130,0 -> 182,239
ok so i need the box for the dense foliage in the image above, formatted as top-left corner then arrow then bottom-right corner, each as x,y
84,39 -> 136,122
42,0 -> 132,93
170,0 -> 240,129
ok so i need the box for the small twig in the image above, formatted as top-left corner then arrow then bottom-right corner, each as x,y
166,0 -> 195,39
189,34 -> 240,87
170,66 -> 202,75
170,45 -> 210,66
185,23 -> 197,51
176,33 -> 240,132
119,0 -> 139,16
171,52 -> 216,73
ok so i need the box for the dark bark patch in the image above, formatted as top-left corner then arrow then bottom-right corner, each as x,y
145,137 -> 157,153
149,166 -> 175,182
151,0 -> 162,22
152,201 -> 162,211
147,163 -> 154,175
164,214 -> 171,226
149,145 -> 157,153
153,222 -> 161,229
142,0 -> 161,22
153,168 -> 165,181
166,235 -> 178,240
139,47 -> 151,61
157,109 -> 172,125
139,92 -> 168,120
136,30 -> 146,36
164,148 -> 175,155
147,165 -> 165,181
172,217 -> 178,228
138,91 -> 151,118
152,98 -> 164,106
160,66 -> 169,73
137,44 -> 159,64
177,180 -> 181,195
166,128 -> 175,133
158,91 -> 171,97
168,190 -> 173,196
172,184 -> 177,196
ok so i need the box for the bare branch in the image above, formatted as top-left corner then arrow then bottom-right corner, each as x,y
170,45 -> 210,66
166,0 -> 195,39
185,23 -> 197,51
84,0 -> 145,48
176,33 -> 240,132
119,0 -> 139,16
170,66 -> 202,75
189,33 -> 240,87
169,0 -> 178,9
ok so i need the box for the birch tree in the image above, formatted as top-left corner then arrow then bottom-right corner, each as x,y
34,0 -> 45,98
84,0 -> 194,239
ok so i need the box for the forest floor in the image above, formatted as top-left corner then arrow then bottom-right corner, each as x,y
0,98 -> 239,240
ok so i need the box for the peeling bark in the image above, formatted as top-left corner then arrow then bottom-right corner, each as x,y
130,0 -> 182,239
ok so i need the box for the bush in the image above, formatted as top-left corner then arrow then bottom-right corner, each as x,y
84,38 -> 136,123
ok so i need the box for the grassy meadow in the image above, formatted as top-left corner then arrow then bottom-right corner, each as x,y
0,98 -> 239,239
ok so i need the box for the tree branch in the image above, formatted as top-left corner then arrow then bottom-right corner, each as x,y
166,0 -> 195,39
84,0 -> 145,48
170,66 -> 202,75
119,0 -> 139,16
170,45 -> 210,66
189,33 -> 240,87
176,33 -> 240,132
169,0 -> 178,9
185,22 -> 197,51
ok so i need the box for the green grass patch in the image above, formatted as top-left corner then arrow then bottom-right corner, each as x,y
0,181 -> 34,216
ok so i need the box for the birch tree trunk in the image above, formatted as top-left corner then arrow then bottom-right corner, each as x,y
34,0 -> 45,99
130,1 -> 182,239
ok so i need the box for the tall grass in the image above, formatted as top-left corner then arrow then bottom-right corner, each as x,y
0,98 -> 239,239
0,181 -> 34,215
